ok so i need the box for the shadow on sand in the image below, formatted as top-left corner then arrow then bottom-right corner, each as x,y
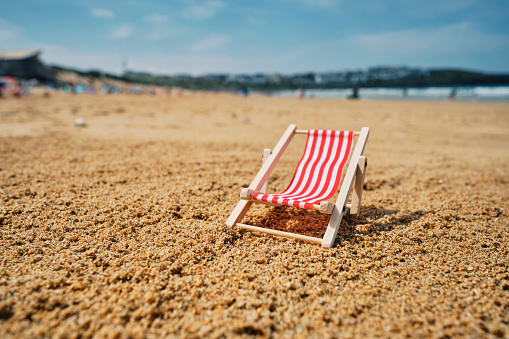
245,204 -> 427,242
338,206 -> 427,243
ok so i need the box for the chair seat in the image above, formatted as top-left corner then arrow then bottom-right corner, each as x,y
253,129 -> 354,210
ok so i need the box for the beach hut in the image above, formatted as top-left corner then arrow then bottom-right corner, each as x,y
0,50 -> 56,83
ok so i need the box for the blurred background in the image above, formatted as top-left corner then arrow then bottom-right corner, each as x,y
1,0 -> 508,100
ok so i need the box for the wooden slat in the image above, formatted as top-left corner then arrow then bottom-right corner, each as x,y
236,223 -> 323,244
239,196 -> 344,214
226,124 -> 297,226
321,127 -> 370,248
296,130 -> 361,136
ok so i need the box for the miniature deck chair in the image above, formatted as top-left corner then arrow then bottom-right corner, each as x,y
226,124 -> 369,248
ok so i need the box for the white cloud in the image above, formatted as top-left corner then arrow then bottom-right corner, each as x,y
191,34 -> 229,51
144,15 -> 169,23
91,8 -> 115,19
182,0 -> 225,19
108,25 -> 132,39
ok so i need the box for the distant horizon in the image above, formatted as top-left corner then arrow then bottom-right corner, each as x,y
2,1 -> 508,75
121,65 -> 509,77
50,60 -> 508,77
46,60 -> 509,93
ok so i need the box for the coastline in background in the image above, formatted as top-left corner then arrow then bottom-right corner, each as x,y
274,85 -> 509,102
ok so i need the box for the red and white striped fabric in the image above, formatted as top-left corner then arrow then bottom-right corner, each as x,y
253,129 -> 354,210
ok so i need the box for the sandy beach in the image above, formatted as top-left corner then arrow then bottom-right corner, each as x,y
1,92 -> 508,338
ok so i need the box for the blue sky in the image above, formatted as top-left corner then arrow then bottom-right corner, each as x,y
1,0 -> 508,75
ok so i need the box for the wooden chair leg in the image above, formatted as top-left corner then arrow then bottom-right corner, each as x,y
350,156 -> 367,215
321,206 -> 347,248
226,200 -> 253,227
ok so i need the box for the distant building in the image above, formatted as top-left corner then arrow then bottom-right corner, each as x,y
265,73 -> 282,84
226,74 -> 267,85
349,71 -> 368,84
0,50 -> 56,82
292,73 -> 316,86
315,72 -> 347,85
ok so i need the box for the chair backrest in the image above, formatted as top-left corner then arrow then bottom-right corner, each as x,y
275,130 -> 354,204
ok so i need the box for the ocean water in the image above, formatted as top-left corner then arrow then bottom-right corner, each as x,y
275,86 -> 509,102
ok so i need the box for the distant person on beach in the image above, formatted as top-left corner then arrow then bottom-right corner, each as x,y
449,88 -> 457,100
13,82 -> 22,98
348,86 -> 359,99
298,88 -> 305,99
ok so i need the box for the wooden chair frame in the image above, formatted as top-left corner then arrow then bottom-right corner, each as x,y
226,124 -> 369,248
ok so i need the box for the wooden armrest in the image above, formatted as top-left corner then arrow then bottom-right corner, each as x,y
240,188 -> 262,200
